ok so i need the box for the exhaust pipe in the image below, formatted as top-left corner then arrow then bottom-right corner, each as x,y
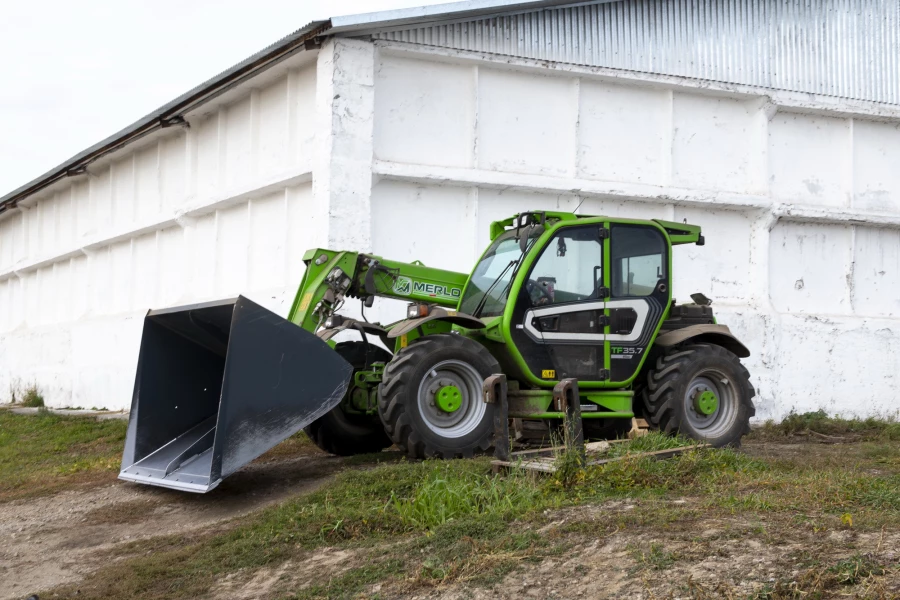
119,296 -> 352,493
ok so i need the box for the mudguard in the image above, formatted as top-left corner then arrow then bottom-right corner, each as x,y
653,324 -> 750,358
386,308 -> 485,339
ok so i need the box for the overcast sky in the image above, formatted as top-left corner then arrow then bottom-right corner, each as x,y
0,0 -> 449,197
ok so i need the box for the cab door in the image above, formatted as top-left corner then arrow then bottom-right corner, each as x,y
607,223 -> 670,384
513,224 -> 610,383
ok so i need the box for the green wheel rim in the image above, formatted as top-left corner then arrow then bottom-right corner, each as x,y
683,368 -> 738,436
417,360 -> 486,438
435,385 -> 463,413
695,390 -> 719,415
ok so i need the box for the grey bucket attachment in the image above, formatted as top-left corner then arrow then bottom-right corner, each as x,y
119,296 -> 352,493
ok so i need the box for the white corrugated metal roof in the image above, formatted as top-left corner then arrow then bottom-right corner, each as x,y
328,0 -> 617,33
372,0 -> 900,106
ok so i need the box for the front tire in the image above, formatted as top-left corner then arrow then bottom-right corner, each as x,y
378,334 -> 500,458
642,344 -> 755,447
303,341 -> 393,456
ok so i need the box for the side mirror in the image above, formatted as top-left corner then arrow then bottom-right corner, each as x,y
519,225 -> 533,253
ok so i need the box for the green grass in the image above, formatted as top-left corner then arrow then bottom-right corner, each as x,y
389,462 -> 544,529
34,424 -> 900,599
0,409 -> 127,501
604,430 -> 699,456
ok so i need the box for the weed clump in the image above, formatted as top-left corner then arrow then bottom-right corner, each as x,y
8,382 -> 44,407
21,385 -> 45,408
755,410 -> 900,440
629,542 -> 676,571
551,417 -> 586,490
750,553 -> 890,598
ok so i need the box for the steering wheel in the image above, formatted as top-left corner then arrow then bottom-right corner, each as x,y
525,279 -> 553,305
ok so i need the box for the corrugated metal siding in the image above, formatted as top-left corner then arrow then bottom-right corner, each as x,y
373,0 -> 900,105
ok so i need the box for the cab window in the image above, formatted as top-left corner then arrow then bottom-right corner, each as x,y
527,226 -> 604,305
611,225 -> 666,297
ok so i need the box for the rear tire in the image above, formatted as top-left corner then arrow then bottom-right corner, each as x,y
378,334 -> 500,459
642,344 -> 755,448
303,341 -> 393,456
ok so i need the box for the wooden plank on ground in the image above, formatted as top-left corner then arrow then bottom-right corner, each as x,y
491,443 -> 709,474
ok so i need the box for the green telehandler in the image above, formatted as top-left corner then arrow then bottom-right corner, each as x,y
119,211 -> 755,492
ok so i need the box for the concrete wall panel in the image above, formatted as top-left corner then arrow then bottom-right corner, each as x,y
672,95 -> 757,193
285,183 -> 320,288
195,113 -> 221,197
0,215 -> 15,272
90,165 -> 113,233
249,191 -> 288,293
767,314 -> 900,418
853,120 -> 900,213
72,180 -> 92,240
769,222 -> 853,315
851,227 -> 900,318
160,132 -> 187,212
158,227 -> 187,308
111,155 -> 136,230
578,82 -> 667,185
134,144 -> 160,223
109,240 -> 133,315
258,77 -> 290,177
371,180 -> 476,274
215,202 -> 250,297
224,94 -> 254,189
375,55 -> 475,168
131,231 -> 158,312
477,69 -> 576,177
769,113 -> 850,206
292,66 -> 317,169
672,207 -> 754,303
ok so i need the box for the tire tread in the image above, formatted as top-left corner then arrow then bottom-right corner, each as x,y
378,334 -> 499,459
641,343 -> 756,447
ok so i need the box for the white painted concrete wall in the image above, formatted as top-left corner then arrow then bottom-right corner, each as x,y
0,55 -> 322,410
3,36 -> 900,420
368,45 -> 900,420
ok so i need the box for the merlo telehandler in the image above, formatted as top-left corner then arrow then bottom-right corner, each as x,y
119,211 -> 755,492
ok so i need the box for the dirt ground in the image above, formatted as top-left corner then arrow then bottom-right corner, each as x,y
2,438 -> 899,600
0,449 -> 344,600
409,509 -> 900,600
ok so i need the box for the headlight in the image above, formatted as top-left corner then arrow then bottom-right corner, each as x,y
407,303 -> 430,319
325,314 -> 345,329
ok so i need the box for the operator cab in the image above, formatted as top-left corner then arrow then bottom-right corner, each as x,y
461,212 -> 670,387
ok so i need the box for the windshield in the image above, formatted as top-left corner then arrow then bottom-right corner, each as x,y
460,228 -> 542,317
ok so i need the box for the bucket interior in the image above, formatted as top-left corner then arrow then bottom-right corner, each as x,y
120,301 -> 236,491
119,296 -> 353,493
